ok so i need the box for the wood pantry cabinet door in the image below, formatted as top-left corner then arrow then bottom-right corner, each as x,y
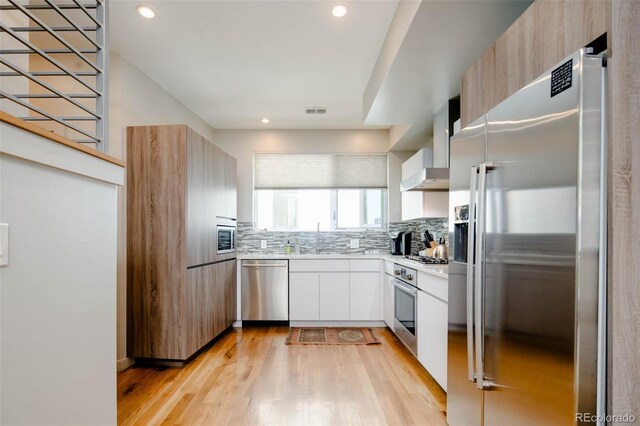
212,259 -> 236,336
186,128 -> 218,267
126,125 -> 187,360
186,259 -> 236,357
186,266 -> 213,356
209,144 -> 227,220
289,273 -> 320,320
223,151 -> 237,219
319,273 -> 349,320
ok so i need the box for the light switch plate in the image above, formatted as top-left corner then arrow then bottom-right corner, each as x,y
260,240 -> 267,249
350,239 -> 359,249
0,223 -> 8,267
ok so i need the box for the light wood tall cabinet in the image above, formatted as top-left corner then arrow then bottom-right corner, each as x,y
127,125 -> 237,362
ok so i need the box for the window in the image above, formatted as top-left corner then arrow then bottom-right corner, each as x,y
255,189 -> 386,231
336,189 -> 384,228
253,153 -> 388,231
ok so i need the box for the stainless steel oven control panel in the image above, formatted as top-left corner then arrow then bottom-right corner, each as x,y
393,264 -> 417,285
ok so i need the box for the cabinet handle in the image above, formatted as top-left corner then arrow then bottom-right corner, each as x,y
242,264 -> 288,268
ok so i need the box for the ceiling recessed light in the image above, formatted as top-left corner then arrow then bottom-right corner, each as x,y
136,5 -> 155,18
332,5 -> 347,17
261,118 -> 270,124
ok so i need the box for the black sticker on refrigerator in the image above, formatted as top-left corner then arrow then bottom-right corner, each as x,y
550,59 -> 573,97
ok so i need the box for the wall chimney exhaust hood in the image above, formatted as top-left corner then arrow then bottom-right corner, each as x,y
401,148 -> 449,191
401,100 -> 459,191
401,166 -> 449,191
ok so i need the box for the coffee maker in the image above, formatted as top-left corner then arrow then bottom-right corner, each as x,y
390,231 -> 403,255
401,231 -> 412,255
390,231 -> 412,255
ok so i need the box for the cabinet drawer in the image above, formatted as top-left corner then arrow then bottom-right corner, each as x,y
350,259 -> 380,272
289,259 -> 349,272
418,271 -> 448,302
383,260 -> 395,276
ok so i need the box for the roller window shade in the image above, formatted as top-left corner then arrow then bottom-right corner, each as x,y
254,154 -> 388,189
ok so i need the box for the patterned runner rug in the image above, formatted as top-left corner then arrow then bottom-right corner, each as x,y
285,327 -> 381,345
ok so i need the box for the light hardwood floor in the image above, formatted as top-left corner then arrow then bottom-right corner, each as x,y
118,326 -> 447,426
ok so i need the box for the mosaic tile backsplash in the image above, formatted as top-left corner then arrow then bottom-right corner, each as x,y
237,218 -> 448,255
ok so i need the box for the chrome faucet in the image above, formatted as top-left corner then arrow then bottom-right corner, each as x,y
315,222 -> 320,254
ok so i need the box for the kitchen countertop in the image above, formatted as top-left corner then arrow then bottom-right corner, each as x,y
386,255 -> 447,279
236,253 -> 448,278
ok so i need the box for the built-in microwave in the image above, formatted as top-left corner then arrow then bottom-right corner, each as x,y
217,223 -> 236,254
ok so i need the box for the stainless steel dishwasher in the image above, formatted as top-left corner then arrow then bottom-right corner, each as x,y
241,259 -> 289,320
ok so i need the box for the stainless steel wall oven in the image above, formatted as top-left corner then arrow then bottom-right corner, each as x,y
393,264 -> 418,356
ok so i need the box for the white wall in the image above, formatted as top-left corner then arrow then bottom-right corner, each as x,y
1,123 -> 123,425
108,52 -> 217,370
212,129 -> 411,223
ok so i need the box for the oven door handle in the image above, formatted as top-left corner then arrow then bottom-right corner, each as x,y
392,279 -> 417,296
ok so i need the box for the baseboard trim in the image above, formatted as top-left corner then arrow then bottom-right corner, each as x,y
289,321 -> 387,328
117,357 -> 134,372
233,320 -> 242,328
131,326 -> 234,368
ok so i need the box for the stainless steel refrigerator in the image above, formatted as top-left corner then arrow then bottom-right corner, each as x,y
447,49 -> 607,425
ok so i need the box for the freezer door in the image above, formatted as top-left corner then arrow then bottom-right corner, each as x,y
482,50 -> 604,425
447,117 -> 486,426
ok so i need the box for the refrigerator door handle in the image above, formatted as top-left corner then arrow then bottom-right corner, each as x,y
467,166 -> 479,383
475,161 -> 491,390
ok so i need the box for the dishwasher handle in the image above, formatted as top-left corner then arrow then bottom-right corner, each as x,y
242,263 -> 288,268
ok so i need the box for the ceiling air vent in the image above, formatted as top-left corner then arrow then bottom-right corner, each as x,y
305,107 -> 327,115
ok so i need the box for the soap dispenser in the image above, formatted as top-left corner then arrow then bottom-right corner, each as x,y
284,240 -> 294,254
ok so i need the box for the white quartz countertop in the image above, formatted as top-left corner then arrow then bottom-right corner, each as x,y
237,253 -> 381,260
236,253 -> 448,278
386,256 -> 448,279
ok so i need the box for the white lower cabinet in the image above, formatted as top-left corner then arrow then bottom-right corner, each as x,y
417,289 -> 448,391
289,273 -> 320,320
349,272 -> 380,320
383,274 -> 395,328
319,273 -> 350,320
289,260 -> 382,322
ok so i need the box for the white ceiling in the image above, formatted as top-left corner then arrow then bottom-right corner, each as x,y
110,0 -> 530,133
110,0 -> 398,130
365,0 -> 532,149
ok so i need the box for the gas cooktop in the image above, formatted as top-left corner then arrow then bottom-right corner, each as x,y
404,255 -> 449,265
